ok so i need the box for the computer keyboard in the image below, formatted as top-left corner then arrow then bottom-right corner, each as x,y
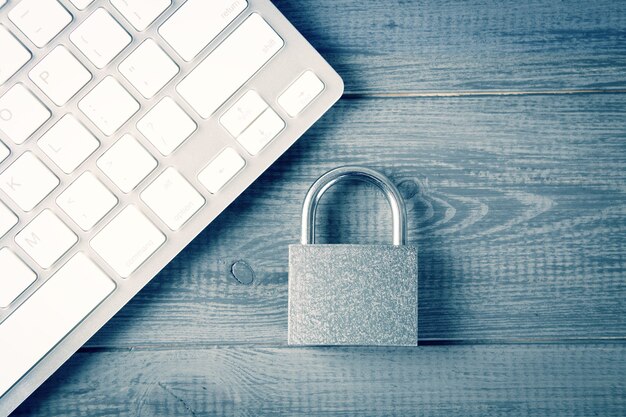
0,0 -> 343,414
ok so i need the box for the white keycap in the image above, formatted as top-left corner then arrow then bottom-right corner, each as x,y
159,0 -> 247,62
91,205 -> 165,278
0,152 -> 59,212
16,209 -> 78,269
0,1 -> 6,8
70,8 -> 131,69
0,252 -> 114,397
0,140 -> 9,164
237,108 -> 285,156
69,0 -> 95,10
278,71 -> 325,117
111,0 -> 171,31
29,46 -> 92,106
38,114 -> 99,174
8,0 -> 72,48
79,76 -> 139,136
0,26 -> 31,85
0,248 -> 36,308
177,14 -> 283,118
57,172 -> 117,231
97,134 -> 157,193
198,147 -> 245,194
137,97 -> 196,156
0,84 -> 51,145
119,39 -> 179,99
141,168 -> 204,230
0,200 -> 18,238
220,91 -> 268,137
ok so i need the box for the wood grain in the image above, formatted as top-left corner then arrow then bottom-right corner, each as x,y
273,0 -> 626,94
15,344 -> 626,417
79,93 -> 626,347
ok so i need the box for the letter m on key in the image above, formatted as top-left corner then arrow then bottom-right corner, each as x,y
25,232 -> 40,248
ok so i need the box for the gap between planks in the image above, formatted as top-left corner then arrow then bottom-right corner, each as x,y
77,337 -> 626,353
344,88 -> 626,99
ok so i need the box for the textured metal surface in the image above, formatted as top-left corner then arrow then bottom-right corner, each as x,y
288,244 -> 418,346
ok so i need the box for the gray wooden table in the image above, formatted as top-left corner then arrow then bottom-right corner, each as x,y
15,0 -> 626,415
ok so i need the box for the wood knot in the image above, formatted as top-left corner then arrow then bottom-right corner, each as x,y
230,260 -> 255,285
397,179 -> 420,200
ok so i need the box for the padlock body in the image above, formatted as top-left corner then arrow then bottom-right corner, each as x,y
288,244 -> 418,346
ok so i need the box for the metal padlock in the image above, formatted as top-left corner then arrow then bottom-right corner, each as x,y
288,166 -> 418,346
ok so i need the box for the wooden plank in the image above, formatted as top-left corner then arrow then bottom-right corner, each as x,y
272,0 -> 626,94
14,344 -> 626,416
83,93 -> 626,347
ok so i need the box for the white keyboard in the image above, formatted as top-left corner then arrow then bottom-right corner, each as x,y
0,0 -> 343,414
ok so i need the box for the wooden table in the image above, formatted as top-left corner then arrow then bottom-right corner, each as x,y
16,0 -> 626,415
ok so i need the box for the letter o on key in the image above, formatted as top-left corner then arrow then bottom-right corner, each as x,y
0,109 -> 12,121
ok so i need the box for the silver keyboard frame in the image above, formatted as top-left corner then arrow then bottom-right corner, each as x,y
0,0 -> 343,414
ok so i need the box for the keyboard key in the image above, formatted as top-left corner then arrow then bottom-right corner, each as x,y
278,71 -> 325,117
0,26 -> 31,85
0,140 -> 9,164
220,91 -> 268,137
111,0 -> 171,31
0,152 -> 59,212
159,0 -> 247,62
69,0 -> 94,10
8,0 -> 72,48
177,14 -> 284,118
91,205 -> 165,278
0,248 -> 36,308
29,46 -> 92,106
57,172 -> 117,231
237,108 -> 285,156
141,168 -> 204,230
0,84 -> 51,145
0,200 -> 18,238
70,8 -> 131,69
38,114 -> 100,174
137,97 -> 196,156
119,39 -> 179,99
16,209 -> 78,269
0,252 -> 114,397
198,147 -> 245,194
79,76 -> 139,136
0,0 -> 6,8
97,134 -> 157,193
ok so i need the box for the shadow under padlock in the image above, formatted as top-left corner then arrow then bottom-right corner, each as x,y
288,166 -> 418,346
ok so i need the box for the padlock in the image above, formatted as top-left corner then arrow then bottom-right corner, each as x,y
288,166 -> 418,346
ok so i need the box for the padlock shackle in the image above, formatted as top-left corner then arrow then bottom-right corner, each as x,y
301,166 -> 407,246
